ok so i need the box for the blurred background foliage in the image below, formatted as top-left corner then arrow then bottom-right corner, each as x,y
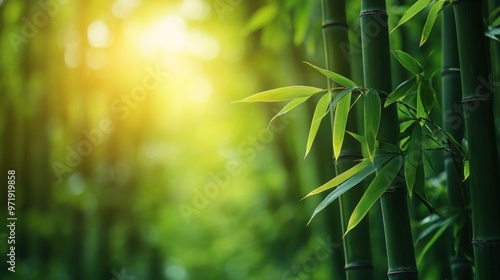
0,0 -> 451,279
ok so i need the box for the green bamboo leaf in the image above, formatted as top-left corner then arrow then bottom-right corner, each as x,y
302,158 -> 372,199
346,131 -> 366,145
305,92 -> 332,157
393,50 -> 424,75
464,160 -> 470,181
236,86 -> 325,103
333,93 -> 352,159
421,79 -> 436,113
443,131 -> 462,151
269,96 -> 311,126
414,160 -> 426,199
420,1 -> 449,46
347,131 -> 400,154
304,62 -> 357,88
405,124 -> 423,197
486,26 -> 500,42
417,80 -> 426,119
417,215 -> 457,264
331,86 -> 358,109
345,155 -> 403,234
307,154 -> 394,224
385,76 -> 418,107
392,0 -> 434,32
364,90 -> 381,162
242,4 -> 278,35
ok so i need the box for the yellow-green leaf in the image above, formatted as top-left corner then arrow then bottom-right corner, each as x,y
269,96 -> 311,126
304,62 -> 357,88
345,155 -> 403,235
236,86 -> 324,103
305,92 -> 331,157
364,90 -> 381,162
333,93 -> 352,159
420,1 -> 449,46
392,0 -> 434,32
306,154 -> 394,225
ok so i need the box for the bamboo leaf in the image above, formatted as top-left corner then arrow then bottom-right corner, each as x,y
393,50 -> 424,75
364,90 -> 381,162
421,79 -> 435,113
346,131 -> 366,146
304,62 -> 357,88
385,76 -> 418,107
306,154 -> 394,224
269,96 -> 311,126
333,93 -> 352,159
417,215 -> 457,264
486,26 -> 500,42
417,80 -> 426,119
305,92 -> 332,157
420,1 -> 449,46
302,158 -> 372,199
236,86 -> 325,103
405,124 -> 423,197
345,155 -> 403,234
242,4 -> 278,35
347,131 -> 400,154
331,86 -> 358,109
391,0 -> 434,32
464,160 -> 470,181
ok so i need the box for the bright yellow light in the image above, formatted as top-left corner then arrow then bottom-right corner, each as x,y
88,20 -> 111,48
138,15 -> 187,55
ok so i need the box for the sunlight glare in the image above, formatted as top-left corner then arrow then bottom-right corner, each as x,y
187,76 -> 212,103
185,29 -> 219,60
88,20 -> 111,47
138,16 -> 187,55
181,0 -> 209,20
112,0 -> 141,18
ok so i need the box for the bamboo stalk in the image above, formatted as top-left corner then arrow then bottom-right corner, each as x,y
359,0 -> 417,278
441,8 -> 474,280
322,0 -> 374,278
453,0 -> 500,278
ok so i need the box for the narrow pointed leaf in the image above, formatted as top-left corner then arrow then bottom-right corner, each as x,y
405,124 -> 423,197
364,90 -> 381,161
269,96 -> 311,126
333,93 -> 352,159
304,62 -> 357,88
464,160 -> 469,181
346,131 -> 366,146
331,86 -> 358,109
307,154 -> 394,224
385,76 -> 418,107
393,50 -> 424,75
486,26 -> 500,42
417,215 -> 457,264
303,158 -> 372,198
346,155 -> 403,234
305,92 -> 331,157
420,1 -> 448,46
236,86 -> 324,103
421,79 -> 435,113
417,80 -> 426,119
391,0 -> 434,32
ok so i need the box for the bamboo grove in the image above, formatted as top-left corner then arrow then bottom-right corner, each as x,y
241,0 -> 500,278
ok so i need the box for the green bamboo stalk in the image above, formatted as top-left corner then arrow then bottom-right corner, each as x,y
489,0 -> 500,164
359,0 -> 417,279
441,8 -> 474,280
453,1 -> 500,278
322,0 -> 374,278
